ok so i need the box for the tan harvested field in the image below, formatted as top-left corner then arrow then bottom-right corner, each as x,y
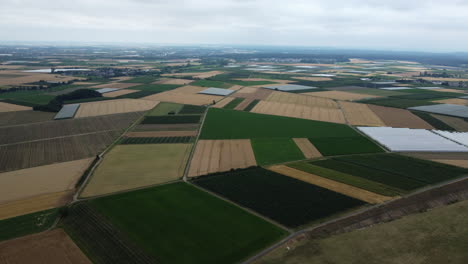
368,105 -> 434,129
0,72 -> 83,87
90,82 -> 140,89
212,96 -> 235,108
74,99 -> 158,117
0,102 -> 31,112
251,101 -> 346,124
292,76 -> 333,82
339,101 -> 385,126
0,229 -> 91,264
303,91 -> 380,101
0,158 -> 93,204
125,130 -> 197,137
431,114 -> 468,131
142,85 -> 222,105
228,85 -> 243,91
153,78 -> 194,85
433,98 -> 468,106
234,98 -> 254,111
293,138 -> 322,159
188,139 -> 256,177
81,144 -> 192,197
265,91 -> 339,108
269,165 -> 393,204
0,191 -> 72,220
134,123 -> 199,131
234,87 -> 273,100
162,70 -> 223,79
102,89 -> 138,98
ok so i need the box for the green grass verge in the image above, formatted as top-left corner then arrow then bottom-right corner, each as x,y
288,162 -> 401,196
0,209 -> 59,242
223,97 -> 245,110
252,138 -> 305,165
90,182 -> 287,264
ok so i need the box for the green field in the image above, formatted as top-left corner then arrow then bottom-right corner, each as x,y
0,92 -> 55,106
288,162 -> 401,196
121,76 -> 160,84
310,137 -> 384,156
244,99 -> 260,111
81,144 -> 192,197
146,102 -> 184,116
227,80 -> 277,86
252,138 -> 305,165
129,84 -> 181,92
223,97 -> 245,110
256,200 -> 468,264
191,79 -> 232,88
90,182 -> 287,264
0,209 -> 58,241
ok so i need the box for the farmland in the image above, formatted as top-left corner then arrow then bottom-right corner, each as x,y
120,136 -> 193,144
0,209 -> 58,242
251,138 -> 305,165
88,182 -> 287,264
141,114 -> 201,124
142,85 -> 224,105
194,167 -> 366,228
81,144 -> 192,197
146,102 -> 184,116
74,99 -> 158,117
0,110 -> 54,127
0,229 -> 91,264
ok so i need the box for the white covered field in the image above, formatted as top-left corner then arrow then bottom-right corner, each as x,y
358,127 -> 468,152
433,131 -> 468,147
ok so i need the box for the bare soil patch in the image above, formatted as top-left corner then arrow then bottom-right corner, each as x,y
0,102 -> 31,112
188,139 -> 256,177
293,138 -> 322,159
269,165 -> 393,204
368,105 -> 434,129
0,229 -> 91,264
0,72 -> 83,87
74,99 -> 158,117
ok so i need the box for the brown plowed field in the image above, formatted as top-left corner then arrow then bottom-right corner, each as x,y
431,114 -> 468,131
269,165 -> 394,204
0,229 -> 91,264
0,111 -> 54,127
368,105 -> 434,129
235,98 -> 254,111
134,123 -> 199,131
126,131 -> 197,137
233,87 -> 273,100
212,97 -> 235,108
142,85 -> 222,105
251,101 -> 346,124
74,99 -> 157,117
303,91 -> 380,101
293,138 -> 322,159
265,91 -> 339,108
0,102 -> 31,112
153,78 -> 193,85
339,101 -> 385,126
433,98 -> 468,106
0,131 -> 119,172
0,112 -> 142,145
0,191 -> 72,220
102,89 -> 138,97
90,82 -> 140,89
0,158 -> 93,204
162,71 -> 224,79
188,139 -> 256,177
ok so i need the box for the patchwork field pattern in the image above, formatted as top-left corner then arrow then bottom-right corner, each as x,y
89,182 -> 287,264
431,114 -> 468,132
367,105 -> 433,129
194,167 -> 366,227
303,91 -> 381,101
81,144 -> 192,197
188,139 -> 256,177
142,85 -> 223,105
293,138 -> 322,159
0,229 -> 91,264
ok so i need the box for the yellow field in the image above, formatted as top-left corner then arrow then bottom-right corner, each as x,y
269,165 -> 393,204
102,89 -> 139,98
293,138 -> 322,159
304,91 -> 380,101
142,85 -> 223,105
339,101 -> 385,126
251,100 -> 346,124
433,98 -> 468,106
265,91 -> 339,108
0,158 -> 93,204
188,140 -> 256,177
0,102 -> 31,112
74,99 -> 157,117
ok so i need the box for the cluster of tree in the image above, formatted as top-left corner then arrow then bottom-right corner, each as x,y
33,89 -> 102,112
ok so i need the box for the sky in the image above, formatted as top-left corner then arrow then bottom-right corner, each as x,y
1,0 -> 468,52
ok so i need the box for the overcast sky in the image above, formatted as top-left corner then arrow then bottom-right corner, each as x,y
1,0 -> 468,52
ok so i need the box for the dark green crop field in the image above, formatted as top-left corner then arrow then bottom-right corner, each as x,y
310,137 -> 384,156
194,167 -> 366,228
223,97 -> 244,110
191,79 -> 232,88
178,104 -> 206,114
244,99 -> 260,112
141,115 -> 201,124
90,182 -> 287,264
0,209 -> 58,242
252,138 -> 305,165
